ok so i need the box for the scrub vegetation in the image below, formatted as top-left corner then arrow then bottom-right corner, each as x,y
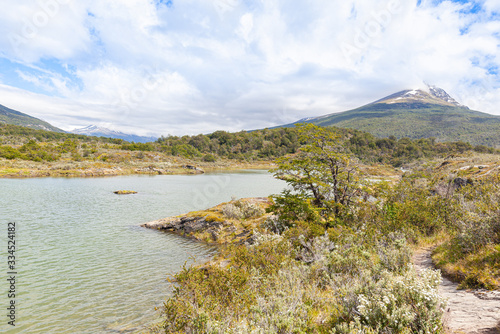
1,122 -> 498,177
150,124 -> 500,334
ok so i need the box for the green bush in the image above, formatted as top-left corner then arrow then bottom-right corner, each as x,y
268,190 -> 322,224
202,153 -> 217,162
453,215 -> 500,255
0,145 -> 23,159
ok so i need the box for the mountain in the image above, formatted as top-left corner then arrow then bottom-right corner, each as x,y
279,86 -> 500,147
0,103 -> 64,132
71,125 -> 157,143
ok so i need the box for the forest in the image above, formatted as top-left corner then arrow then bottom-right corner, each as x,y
0,123 -> 497,167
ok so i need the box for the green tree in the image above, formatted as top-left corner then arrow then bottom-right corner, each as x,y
272,124 -> 360,220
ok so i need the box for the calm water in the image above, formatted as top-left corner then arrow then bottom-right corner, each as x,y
0,171 -> 285,333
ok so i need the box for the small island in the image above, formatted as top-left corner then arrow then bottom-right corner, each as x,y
113,190 -> 138,195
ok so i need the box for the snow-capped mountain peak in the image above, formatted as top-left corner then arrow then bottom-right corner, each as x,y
426,85 -> 462,106
375,85 -> 465,108
71,125 -> 157,143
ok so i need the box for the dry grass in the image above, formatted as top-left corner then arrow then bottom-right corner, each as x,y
433,244 -> 500,290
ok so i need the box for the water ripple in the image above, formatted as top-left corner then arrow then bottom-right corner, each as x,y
0,172 -> 284,333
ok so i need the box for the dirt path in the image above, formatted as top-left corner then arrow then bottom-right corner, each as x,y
413,248 -> 500,334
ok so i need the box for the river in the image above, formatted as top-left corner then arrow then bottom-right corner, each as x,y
0,170 -> 285,333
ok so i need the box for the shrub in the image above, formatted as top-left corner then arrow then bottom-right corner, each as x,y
453,215 -> 500,255
268,190 -> 322,224
0,145 -> 23,159
382,176 -> 451,238
221,202 -> 243,219
202,153 -> 217,162
222,200 -> 265,220
331,267 -> 444,334
377,233 -> 412,274
262,215 -> 289,234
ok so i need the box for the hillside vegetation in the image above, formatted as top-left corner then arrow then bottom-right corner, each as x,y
0,104 -> 64,132
278,88 -> 500,147
310,103 -> 500,147
1,123 -> 497,170
152,124 -> 500,334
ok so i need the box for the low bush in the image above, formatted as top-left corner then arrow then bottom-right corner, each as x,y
222,199 -> 265,220
202,153 -> 217,162
158,227 -> 445,333
331,267 -> 445,334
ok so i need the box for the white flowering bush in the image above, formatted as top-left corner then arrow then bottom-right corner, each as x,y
222,199 -> 265,220
222,202 -> 244,219
262,215 -> 289,234
331,266 -> 445,334
158,210 -> 447,334
297,232 -> 336,264
250,230 -> 284,247
377,232 -> 412,274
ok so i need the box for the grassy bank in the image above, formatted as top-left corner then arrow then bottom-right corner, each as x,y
0,155 -> 276,178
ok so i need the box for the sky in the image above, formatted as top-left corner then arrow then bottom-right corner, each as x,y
0,0 -> 499,136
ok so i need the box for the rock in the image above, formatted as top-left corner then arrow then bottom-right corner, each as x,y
452,177 -> 473,190
142,215 -> 225,242
114,190 -> 137,195
431,177 -> 474,197
209,230 -> 218,241
135,166 -> 167,174
183,165 -> 205,173
140,197 -> 270,244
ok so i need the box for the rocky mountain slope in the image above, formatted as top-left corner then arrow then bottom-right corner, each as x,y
278,86 -> 500,147
0,103 -> 64,132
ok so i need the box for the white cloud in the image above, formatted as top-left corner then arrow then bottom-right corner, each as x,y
0,1 -> 91,63
0,0 -> 499,136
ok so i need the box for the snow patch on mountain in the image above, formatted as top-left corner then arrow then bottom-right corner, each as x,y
71,125 -> 157,143
378,85 -> 466,108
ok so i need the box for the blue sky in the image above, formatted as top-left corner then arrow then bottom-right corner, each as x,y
0,0 -> 499,136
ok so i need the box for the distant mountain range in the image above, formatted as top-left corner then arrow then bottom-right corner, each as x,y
71,125 -> 157,143
277,85 -> 500,147
0,102 -> 157,143
2,84 -> 500,148
0,103 -> 64,132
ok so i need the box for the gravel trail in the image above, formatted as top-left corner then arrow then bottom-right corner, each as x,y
413,247 -> 500,334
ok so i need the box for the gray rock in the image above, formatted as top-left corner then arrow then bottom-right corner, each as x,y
452,177 -> 473,190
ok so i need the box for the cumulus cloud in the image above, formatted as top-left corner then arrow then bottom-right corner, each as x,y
0,0 -> 499,136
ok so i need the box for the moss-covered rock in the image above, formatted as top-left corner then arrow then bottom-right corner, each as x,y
114,190 -> 137,195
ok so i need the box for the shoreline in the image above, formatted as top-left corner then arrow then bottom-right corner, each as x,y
0,159 -> 276,178
141,197 -> 272,245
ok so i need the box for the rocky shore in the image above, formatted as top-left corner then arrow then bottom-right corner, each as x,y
141,197 -> 271,244
0,159 -> 275,178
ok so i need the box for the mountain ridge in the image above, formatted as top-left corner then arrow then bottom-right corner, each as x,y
0,103 -> 64,132
71,125 -> 157,143
277,86 -> 500,147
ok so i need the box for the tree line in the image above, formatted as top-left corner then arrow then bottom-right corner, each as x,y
0,123 -> 498,164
